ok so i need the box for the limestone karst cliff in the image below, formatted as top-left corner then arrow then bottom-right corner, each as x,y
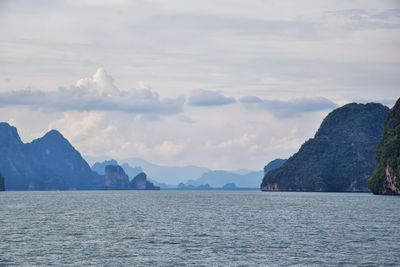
0,172 -> 4,191
0,122 -> 103,190
261,103 -> 390,192
105,165 -> 130,190
368,98 -> 400,195
130,172 -> 160,190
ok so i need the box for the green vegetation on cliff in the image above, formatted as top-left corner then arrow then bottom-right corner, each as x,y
368,98 -> 400,194
262,103 -> 390,192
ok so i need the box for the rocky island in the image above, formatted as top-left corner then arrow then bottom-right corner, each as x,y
104,163 -> 159,190
130,172 -> 160,190
0,123 -> 103,190
368,98 -> 400,195
261,102 -> 390,192
104,165 -> 130,190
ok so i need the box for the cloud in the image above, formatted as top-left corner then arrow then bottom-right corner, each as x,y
154,141 -> 185,157
239,96 -> 337,117
330,8 -> 400,21
327,8 -> 400,30
176,115 -> 195,123
0,68 -> 184,115
188,89 -> 236,106
217,134 -> 253,149
76,68 -> 119,96
144,13 -> 321,39
47,111 -> 185,159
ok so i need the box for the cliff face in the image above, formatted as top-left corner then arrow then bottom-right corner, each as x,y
0,172 -> 4,191
92,159 -> 119,175
0,123 -> 30,190
130,172 -> 160,190
105,164 -> 130,190
0,122 -> 103,190
92,160 -> 143,180
261,103 -> 390,192
368,98 -> 400,195
26,130 -> 104,190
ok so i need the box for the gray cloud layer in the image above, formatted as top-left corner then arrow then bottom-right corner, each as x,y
0,68 -> 184,114
239,96 -> 337,117
0,87 -> 184,114
0,74 -> 337,117
188,89 -> 236,106
327,8 -> 400,30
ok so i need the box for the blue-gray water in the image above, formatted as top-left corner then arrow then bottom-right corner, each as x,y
1,191 -> 399,266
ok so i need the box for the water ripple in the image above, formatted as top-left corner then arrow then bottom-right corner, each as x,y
0,191 -> 399,266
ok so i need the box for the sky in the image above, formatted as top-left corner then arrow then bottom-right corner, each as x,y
0,0 -> 399,170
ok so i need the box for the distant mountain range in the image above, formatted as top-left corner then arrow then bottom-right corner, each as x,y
87,156 -> 210,185
185,170 -> 263,188
90,158 -> 284,188
92,159 -> 143,178
262,102 -> 390,192
184,159 -> 285,188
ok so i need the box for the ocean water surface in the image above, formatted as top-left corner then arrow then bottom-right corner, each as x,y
0,191 -> 399,266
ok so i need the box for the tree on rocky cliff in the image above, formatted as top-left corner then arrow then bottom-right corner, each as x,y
368,98 -> 400,194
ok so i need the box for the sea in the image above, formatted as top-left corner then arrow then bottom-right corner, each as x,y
0,191 -> 399,266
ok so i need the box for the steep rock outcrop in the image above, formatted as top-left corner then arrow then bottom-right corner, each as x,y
92,159 -> 119,175
104,164 -> 130,190
0,123 -> 103,190
261,103 -> 390,192
92,160 -> 143,180
0,172 -> 4,191
0,123 -> 30,190
368,98 -> 400,195
120,163 -> 143,179
130,172 -> 160,190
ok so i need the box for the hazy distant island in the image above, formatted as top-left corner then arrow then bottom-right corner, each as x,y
93,159 -> 143,177
368,98 -> 400,195
181,161 -> 284,189
261,102 -> 390,192
174,182 -> 260,190
91,158 -> 280,190
104,164 -> 160,190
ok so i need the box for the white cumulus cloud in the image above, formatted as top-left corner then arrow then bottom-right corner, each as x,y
76,68 -> 120,96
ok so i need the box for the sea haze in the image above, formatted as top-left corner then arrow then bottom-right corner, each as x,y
1,191 -> 399,266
